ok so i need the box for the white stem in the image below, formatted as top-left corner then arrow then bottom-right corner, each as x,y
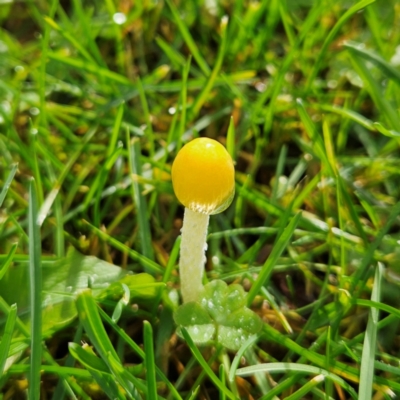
179,207 -> 210,303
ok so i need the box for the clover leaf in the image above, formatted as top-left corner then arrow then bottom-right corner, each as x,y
174,280 -> 262,351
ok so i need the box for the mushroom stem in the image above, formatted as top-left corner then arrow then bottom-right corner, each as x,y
179,207 -> 210,303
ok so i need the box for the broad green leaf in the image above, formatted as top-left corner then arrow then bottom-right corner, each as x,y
0,247 -> 157,336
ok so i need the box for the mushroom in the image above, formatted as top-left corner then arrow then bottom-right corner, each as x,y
171,137 -> 235,303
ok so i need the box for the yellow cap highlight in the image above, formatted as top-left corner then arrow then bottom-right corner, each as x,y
171,138 -> 235,215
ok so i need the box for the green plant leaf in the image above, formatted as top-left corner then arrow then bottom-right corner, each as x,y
0,163 -> 18,208
0,303 -> 17,376
175,280 -> 262,350
69,343 -> 127,400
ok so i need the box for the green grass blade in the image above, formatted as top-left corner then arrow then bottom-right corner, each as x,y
247,213 -> 301,306
236,363 -> 357,399
306,0 -> 376,91
358,263 -> 383,399
219,364 -> 225,400
284,375 -> 325,400
351,199 -> 400,293
128,136 -> 155,265
228,335 -> 259,383
165,0 -> 210,76
226,116 -> 235,160
177,56 -> 191,152
347,48 -> 400,131
51,325 -> 83,400
82,220 -> 162,274
97,308 -> 183,400
47,51 -> 133,85
76,290 -> 120,365
28,178 -> 42,400
181,328 -> 235,400
106,354 -> 143,399
143,321 -> 157,399
0,242 -> 18,281
344,41 -> 400,85
0,163 -> 18,208
68,343 -> 127,400
136,77 -> 155,156
190,16 -> 228,119
0,303 -> 17,376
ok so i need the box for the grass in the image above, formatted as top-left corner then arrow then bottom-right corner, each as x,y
1,0 -> 400,398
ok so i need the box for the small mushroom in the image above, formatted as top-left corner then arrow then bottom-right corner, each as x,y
171,137 -> 235,303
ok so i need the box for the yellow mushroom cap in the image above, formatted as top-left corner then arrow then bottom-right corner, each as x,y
171,137 -> 235,215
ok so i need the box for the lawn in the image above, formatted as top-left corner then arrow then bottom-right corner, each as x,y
1,0 -> 400,398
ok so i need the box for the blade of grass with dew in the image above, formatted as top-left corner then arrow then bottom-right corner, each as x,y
0,242 -> 18,281
247,212 -> 301,305
28,178 -> 42,400
180,328 -> 235,400
358,262 -> 383,399
0,303 -> 17,376
0,163 -> 18,208
305,0 -> 376,91
143,321 -> 157,399
128,136 -> 155,265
